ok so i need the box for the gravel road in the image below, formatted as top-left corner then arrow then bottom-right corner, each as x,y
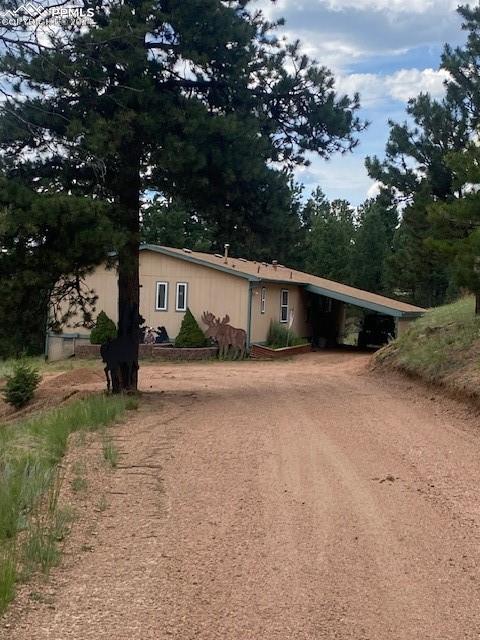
5,352 -> 480,639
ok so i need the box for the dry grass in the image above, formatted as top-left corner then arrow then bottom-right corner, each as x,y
0,357 -> 100,380
0,395 -> 128,613
374,296 -> 480,399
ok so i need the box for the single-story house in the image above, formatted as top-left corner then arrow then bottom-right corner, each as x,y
46,244 -> 425,360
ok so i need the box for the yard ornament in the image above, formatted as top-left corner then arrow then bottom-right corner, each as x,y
100,303 -> 140,393
201,311 -> 247,359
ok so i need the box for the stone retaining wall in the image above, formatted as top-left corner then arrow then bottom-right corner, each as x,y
74,344 -> 218,361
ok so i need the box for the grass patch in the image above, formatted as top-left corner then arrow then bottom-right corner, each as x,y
0,394 -> 127,613
102,436 -> 119,468
266,321 -> 308,350
96,495 -> 108,512
0,546 -> 16,611
375,296 -> 480,395
0,356 -> 100,380
71,476 -> 88,493
125,397 -> 139,411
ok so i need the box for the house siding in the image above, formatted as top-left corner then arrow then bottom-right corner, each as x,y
61,250 -> 250,340
250,282 -> 311,343
139,251 -> 249,337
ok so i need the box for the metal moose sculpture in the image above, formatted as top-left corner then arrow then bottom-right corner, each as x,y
201,311 -> 247,359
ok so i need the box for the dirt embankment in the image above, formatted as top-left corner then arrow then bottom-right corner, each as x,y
0,366 -> 105,423
373,296 -> 480,405
4,352 -> 480,639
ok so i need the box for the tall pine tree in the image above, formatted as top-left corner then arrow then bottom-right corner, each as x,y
304,189 -> 355,283
349,196 -> 396,295
0,0 -> 364,389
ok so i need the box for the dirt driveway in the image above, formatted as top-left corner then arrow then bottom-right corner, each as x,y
5,352 -> 480,639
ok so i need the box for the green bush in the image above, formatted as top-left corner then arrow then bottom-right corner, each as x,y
266,321 -> 307,350
4,362 -> 41,409
90,311 -> 117,345
175,308 -> 207,348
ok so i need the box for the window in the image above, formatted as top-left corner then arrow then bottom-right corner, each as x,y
176,282 -> 188,312
261,287 -> 266,314
280,289 -> 289,323
156,282 -> 168,311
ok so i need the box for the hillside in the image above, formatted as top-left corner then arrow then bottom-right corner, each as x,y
374,296 -> 480,402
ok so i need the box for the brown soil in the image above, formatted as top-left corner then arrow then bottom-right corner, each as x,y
4,351 -> 480,639
42,367 -> 104,389
0,366 -> 105,423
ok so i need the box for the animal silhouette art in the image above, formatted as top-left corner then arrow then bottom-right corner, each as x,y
201,311 -> 247,359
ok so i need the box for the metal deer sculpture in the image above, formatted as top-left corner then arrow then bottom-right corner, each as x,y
202,311 -> 247,359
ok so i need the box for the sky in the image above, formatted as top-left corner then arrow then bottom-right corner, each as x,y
256,0 -> 467,205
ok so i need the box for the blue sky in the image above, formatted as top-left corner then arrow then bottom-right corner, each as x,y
257,0 -> 467,205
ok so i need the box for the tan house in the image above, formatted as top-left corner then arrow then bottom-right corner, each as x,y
47,244 -> 425,360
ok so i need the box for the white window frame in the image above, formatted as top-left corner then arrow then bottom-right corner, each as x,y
175,282 -> 188,312
280,289 -> 289,323
155,281 -> 168,311
260,287 -> 266,314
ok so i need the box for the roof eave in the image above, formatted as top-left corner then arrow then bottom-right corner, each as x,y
140,244 -> 260,282
304,284 -> 425,318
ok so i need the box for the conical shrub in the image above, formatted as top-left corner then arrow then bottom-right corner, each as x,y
90,311 -> 117,345
175,308 -> 207,348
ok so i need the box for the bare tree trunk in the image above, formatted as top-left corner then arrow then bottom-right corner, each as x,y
115,160 -> 141,392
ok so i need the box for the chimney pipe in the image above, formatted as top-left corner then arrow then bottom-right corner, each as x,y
224,243 -> 230,264
272,260 -> 278,271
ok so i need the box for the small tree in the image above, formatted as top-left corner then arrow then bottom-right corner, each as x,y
90,311 -> 117,345
4,362 -> 41,409
175,309 -> 207,348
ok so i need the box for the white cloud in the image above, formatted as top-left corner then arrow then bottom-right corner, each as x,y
336,68 -> 449,104
324,0 -> 459,13
296,153 -> 378,205
255,0 -> 463,73
386,68 -> 450,101
366,181 -> 381,199
281,29 -> 363,72
258,0 -> 459,17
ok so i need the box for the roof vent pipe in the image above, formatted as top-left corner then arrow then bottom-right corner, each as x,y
272,260 -> 278,271
224,243 -> 230,264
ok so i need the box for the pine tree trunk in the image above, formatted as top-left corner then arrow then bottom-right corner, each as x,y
114,160 -> 141,393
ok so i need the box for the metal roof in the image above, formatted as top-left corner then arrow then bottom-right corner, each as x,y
140,244 -> 425,318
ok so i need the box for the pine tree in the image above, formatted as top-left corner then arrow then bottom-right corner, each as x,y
305,189 -> 355,283
350,202 -> 388,294
386,189 -> 450,308
0,177 -> 116,357
0,1 -> 364,389
428,146 -> 480,311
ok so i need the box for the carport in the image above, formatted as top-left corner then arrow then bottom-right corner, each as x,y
303,281 -> 425,348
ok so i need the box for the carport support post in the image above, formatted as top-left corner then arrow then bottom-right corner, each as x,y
336,302 -> 347,344
247,282 -> 254,350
